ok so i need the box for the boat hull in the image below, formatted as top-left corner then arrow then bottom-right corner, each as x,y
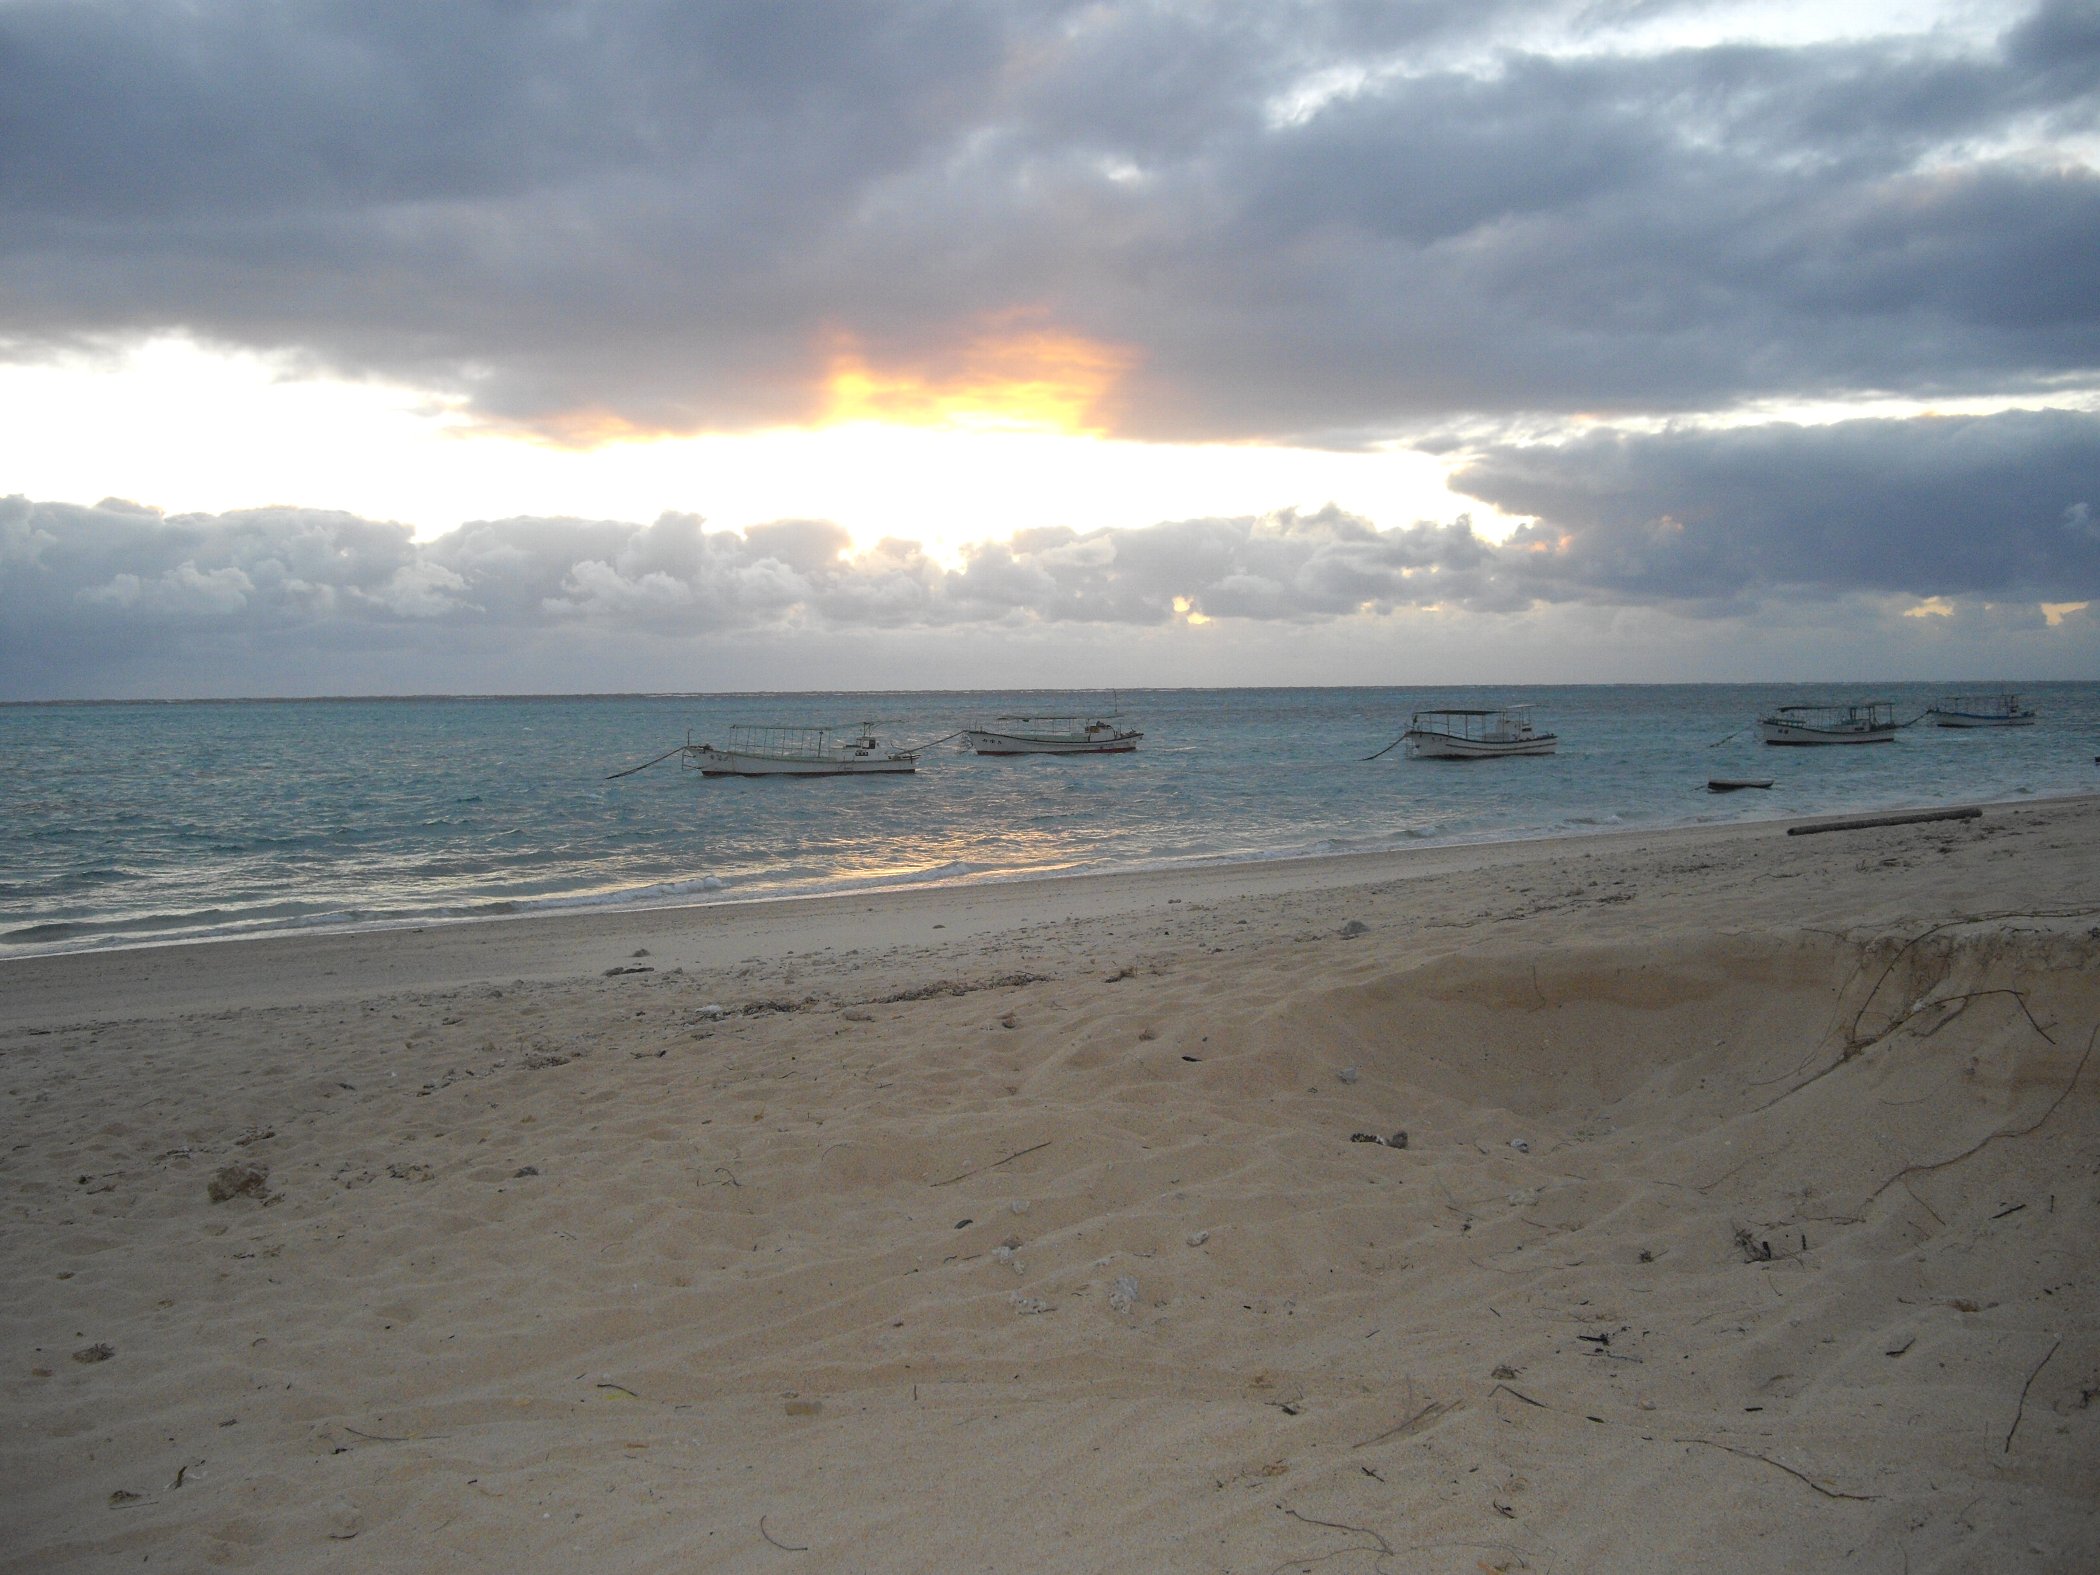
691,748 -> 915,776
1759,721 -> 1896,745
963,729 -> 1140,755
1405,732 -> 1557,759
1927,692 -> 2034,727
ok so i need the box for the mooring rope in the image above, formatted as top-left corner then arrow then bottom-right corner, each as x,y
603,744 -> 690,780
1361,731 -> 1411,762
897,728 -> 968,754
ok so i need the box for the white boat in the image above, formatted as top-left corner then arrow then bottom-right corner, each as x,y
1403,707 -> 1557,759
1758,701 -> 1899,745
1926,691 -> 2036,727
962,714 -> 1142,755
683,724 -> 917,776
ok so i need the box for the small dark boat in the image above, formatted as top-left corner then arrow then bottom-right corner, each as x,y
1708,777 -> 1775,793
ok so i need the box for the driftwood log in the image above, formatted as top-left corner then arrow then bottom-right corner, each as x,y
1786,806 -> 1982,837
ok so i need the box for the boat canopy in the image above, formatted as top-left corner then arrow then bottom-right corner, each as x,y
1933,692 -> 2030,712
727,724 -> 847,755
1405,706 -> 1552,744
1767,701 -> 1895,722
1412,706 -> 1533,717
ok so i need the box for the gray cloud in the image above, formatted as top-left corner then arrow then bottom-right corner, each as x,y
3,2 -> 2094,441
5,405 -> 2095,694
0,493 -> 1497,668
1455,406 -> 2100,606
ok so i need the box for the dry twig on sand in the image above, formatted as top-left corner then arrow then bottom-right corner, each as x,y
1271,1506 -> 1394,1572
930,1139 -> 1051,1186
2004,1337 -> 2063,1453
1353,1398 -> 1460,1449
1846,908 -> 2100,1046
1864,1026 -> 2095,1211
1677,1438 -> 1880,1502
1490,1382 -> 1549,1409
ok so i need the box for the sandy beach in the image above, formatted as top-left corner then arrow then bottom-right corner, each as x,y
4,796 -> 2097,1573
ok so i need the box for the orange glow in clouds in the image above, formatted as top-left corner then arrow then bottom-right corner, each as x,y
821,326 -> 1136,435
522,404 -> 661,447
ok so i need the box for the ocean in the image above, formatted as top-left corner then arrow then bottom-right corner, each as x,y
3,684 -> 2095,959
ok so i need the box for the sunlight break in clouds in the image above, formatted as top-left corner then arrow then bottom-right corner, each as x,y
0,335 -> 1483,564
820,324 -> 1138,435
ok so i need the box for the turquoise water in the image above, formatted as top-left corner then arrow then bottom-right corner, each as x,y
3,684 -> 2095,958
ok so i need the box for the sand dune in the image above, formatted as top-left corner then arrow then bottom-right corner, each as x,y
4,798 -> 2097,1571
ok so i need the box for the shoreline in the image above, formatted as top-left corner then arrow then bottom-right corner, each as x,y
10,684 -> 2093,970
0,782 -> 1995,957
30,777 -> 2100,952
6,791 -> 2095,1032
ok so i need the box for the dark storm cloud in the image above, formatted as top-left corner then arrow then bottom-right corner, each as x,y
5,407 -> 2093,696
1454,407 -> 2100,606
2,1 -> 2095,440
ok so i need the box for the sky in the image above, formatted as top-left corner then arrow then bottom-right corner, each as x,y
2,0 -> 2097,697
